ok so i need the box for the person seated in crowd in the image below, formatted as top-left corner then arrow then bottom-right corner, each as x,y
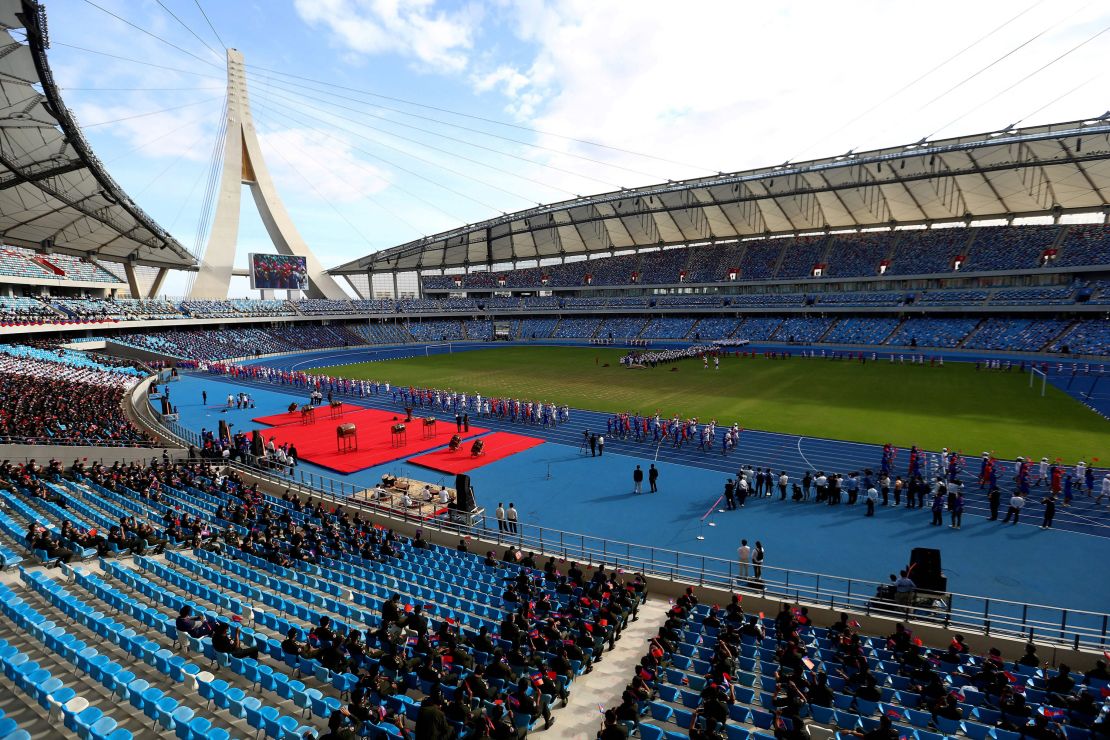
175,605 -> 213,639
211,621 -> 259,660
28,526 -> 75,567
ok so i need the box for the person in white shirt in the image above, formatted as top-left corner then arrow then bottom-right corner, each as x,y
506,503 -> 518,534
865,486 -> 879,517
495,503 -> 506,532
737,540 -> 751,579
778,472 -> 789,500
438,487 -> 450,506
1002,494 -> 1025,524
1096,473 -> 1110,505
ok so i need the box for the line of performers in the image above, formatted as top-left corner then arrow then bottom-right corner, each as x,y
880,443 -> 1098,501
606,413 -> 743,453
392,386 -> 571,427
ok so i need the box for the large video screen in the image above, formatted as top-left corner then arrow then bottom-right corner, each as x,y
249,253 -> 308,290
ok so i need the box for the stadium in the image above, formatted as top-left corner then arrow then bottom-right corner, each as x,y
0,0 -> 1109,739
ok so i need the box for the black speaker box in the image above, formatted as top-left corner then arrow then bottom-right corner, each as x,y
909,547 -> 945,592
454,473 -> 476,511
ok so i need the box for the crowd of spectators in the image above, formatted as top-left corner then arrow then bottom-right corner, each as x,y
0,345 -> 148,445
0,296 -> 59,325
608,590 -> 1110,740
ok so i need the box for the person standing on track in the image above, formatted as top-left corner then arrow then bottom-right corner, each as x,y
648,464 -> 659,493
1002,492 -> 1025,524
506,503 -> 519,534
633,465 -> 643,494
752,541 -> 765,581
737,539 -> 750,579
597,434 -> 605,457
495,503 -> 506,533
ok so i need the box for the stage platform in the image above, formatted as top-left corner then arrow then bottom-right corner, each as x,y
252,403 -> 362,426
408,431 -> 545,474
252,407 -> 487,474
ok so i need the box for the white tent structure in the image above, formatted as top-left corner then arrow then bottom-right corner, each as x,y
0,0 -> 196,296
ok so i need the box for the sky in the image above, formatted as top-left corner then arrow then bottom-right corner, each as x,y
41,0 -> 1110,296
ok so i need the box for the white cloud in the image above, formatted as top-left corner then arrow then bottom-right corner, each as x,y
257,127 -> 392,204
71,99 -> 221,162
483,0 -> 1110,193
293,0 -> 480,73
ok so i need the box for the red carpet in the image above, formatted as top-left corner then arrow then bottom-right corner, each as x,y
253,408 -> 487,474
252,404 -> 363,427
407,431 -> 544,474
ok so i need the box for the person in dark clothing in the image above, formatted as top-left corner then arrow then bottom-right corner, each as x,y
212,622 -> 259,660
512,677 -> 553,730
648,464 -> 659,492
175,605 -> 213,638
415,692 -> 453,740
320,709 -> 360,740
988,487 -> 1001,520
599,708 -> 629,740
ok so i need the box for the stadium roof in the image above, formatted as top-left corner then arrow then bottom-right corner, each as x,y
0,0 -> 195,270
332,117 -> 1110,275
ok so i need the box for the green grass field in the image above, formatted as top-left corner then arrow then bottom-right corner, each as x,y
312,346 -> 1109,459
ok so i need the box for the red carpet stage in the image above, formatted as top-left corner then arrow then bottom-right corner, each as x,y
407,431 -> 544,474
252,404 -> 363,427
253,408 -> 487,474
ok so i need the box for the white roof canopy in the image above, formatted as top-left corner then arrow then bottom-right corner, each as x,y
332,117 -> 1110,275
0,0 -> 194,270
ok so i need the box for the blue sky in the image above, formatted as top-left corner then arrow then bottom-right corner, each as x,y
43,0 -> 1110,296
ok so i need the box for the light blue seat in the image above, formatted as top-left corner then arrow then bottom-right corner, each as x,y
726,724 -> 750,740
73,706 -> 104,737
247,703 -> 277,733
905,709 -> 933,729
648,702 -> 672,723
89,716 -> 118,740
808,705 -> 835,725
225,687 -> 247,718
179,716 -> 210,740
962,721 -> 993,740
167,706 -> 195,734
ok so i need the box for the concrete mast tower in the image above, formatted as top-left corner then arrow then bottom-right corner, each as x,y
190,49 -> 346,299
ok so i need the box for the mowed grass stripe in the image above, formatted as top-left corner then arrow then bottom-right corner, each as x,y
311,346 -> 1109,460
